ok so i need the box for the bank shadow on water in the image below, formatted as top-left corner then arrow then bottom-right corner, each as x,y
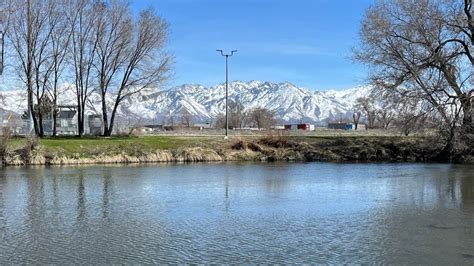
0,162 -> 473,263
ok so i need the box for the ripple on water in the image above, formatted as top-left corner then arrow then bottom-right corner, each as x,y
0,163 -> 473,264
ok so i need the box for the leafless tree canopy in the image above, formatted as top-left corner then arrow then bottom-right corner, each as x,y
3,0 -> 172,137
355,97 -> 377,129
180,108 -> 193,128
92,1 -> 172,136
6,0 -> 52,136
249,107 -> 276,130
355,0 -> 473,138
354,0 -> 473,158
214,105 -> 275,130
68,0 -> 100,136
228,100 -> 247,129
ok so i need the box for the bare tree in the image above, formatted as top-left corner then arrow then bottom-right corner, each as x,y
228,99 -> 247,129
249,107 -> 276,130
377,109 -> 395,130
68,0 -> 100,137
0,3 -> 9,76
180,108 -> 193,128
46,0 -> 71,136
355,0 -> 473,142
374,93 -> 397,130
394,105 -> 429,136
163,110 -> 175,128
214,113 -> 225,129
94,1 -> 172,136
355,97 -> 377,129
352,111 -> 361,130
32,1 -> 59,137
6,0 -> 57,137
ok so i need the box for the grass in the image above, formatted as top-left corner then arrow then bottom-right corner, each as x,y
42,136 -> 198,149
8,135 -> 222,157
5,132 -> 426,159
2,132 -> 464,164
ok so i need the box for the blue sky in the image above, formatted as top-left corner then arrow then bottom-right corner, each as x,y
138,0 -> 373,90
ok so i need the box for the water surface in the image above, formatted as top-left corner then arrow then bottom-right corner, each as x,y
0,163 -> 473,264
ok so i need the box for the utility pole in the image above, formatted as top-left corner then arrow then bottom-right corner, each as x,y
216,49 -> 237,139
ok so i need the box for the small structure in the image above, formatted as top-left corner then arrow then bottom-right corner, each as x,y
193,123 -> 212,130
56,105 -> 78,135
40,105 -> 78,135
327,123 -> 355,130
272,125 -> 285,130
88,114 -> 102,135
284,123 -> 315,131
143,124 -> 164,130
131,126 -> 154,135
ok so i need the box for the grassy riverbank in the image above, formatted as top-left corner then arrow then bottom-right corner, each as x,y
0,134 -> 472,166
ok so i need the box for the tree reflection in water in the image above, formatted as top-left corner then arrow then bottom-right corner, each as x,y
102,170 -> 112,219
76,169 -> 86,223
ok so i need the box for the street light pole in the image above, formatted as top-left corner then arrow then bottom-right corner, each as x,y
216,49 -> 237,139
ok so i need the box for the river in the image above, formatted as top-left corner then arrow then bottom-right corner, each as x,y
0,162 -> 473,264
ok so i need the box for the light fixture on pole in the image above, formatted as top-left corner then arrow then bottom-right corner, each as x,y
216,49 -> 237,139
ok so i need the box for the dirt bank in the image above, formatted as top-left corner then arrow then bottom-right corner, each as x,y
1,135 -> 472,166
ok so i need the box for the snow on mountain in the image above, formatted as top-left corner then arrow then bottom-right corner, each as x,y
0,81 -> 373,124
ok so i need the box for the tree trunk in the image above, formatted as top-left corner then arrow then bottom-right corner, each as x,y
78,112 -> 84,137
52,107 -> 57,137
80,111 -> 85,136
101,92 -> 109,136
439,125 -> 456,162
27,90 -> 40,136
460,95 -> 473,134
37,111 -> 44,137
52,86 -> 58,136
105,97 -> 121,136
76,93 -> 83,137
353,112 -> 360,130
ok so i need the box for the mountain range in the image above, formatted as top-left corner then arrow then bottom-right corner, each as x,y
0,81 -> 372,124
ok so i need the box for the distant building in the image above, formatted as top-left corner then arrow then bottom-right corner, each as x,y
131,126 -> 154,135
88,114 -> 102,135
56,106 -> 78,135
272,125 -> 285,130
41,105 -> 78,135
193,123 -> 212,129
327,123 -> 355,130
284,123 -> 315,131
143,124 -> 164,129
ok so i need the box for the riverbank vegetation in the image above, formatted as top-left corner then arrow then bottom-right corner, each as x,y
0,133 -> 472,166
0,0 -> 471,165
354,0 -> 473,161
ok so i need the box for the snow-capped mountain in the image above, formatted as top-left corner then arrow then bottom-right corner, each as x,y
0,81 -> 372,124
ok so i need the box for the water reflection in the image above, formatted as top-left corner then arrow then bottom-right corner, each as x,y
25,169 -> 46,253
0,163 -> 472,264
52,174 -> 59,213
0,176 -> 5,240
264,177 -> 288,193
76,170 -> 86,222
262,165 -> 290,193
224,176 -> 229,212
102,170 -> 111,219
459,171 -> 474,207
